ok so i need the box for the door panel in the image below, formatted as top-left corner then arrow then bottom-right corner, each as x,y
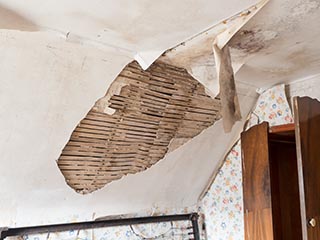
294,96 -> 320,240
241,122 -> 274,240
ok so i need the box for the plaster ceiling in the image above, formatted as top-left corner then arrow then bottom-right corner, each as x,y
1,0 -> 320,226
0,0 -> 258,66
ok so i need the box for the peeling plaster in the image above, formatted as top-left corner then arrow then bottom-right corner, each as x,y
213,44 -> 241,132
94,78 -> 130,115
58,61 -> 222,194
161,0 -> 269,97
162,0 -> 320,91
0,0 -> 265,226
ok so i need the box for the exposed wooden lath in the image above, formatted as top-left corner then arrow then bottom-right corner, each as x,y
57,61 -> 221,194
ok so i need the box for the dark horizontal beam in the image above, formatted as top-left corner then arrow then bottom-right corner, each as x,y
0,213 -> 198,240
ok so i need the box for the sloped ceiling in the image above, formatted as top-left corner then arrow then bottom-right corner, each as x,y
1,0 -> 320,226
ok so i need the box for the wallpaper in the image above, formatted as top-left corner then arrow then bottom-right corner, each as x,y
12,84 -> 292,240
200,84 -> 293,240
200,142 -> 243,240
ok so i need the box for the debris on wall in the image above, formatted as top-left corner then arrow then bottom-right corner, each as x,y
57,61 -> 221,194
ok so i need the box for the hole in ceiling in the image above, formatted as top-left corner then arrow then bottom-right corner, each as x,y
57,61 -> 221,194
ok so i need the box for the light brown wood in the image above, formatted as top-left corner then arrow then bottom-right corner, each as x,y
241,122 -> 274,240
244,209 -> 274,240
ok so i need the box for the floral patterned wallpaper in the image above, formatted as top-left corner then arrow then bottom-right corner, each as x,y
200,84 -> 293,240
251,85 -> 293,126
11,84 -> 293,240
200,142 -> 243,240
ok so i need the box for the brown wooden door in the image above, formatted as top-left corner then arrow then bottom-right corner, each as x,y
294,96 -> 320,240
241,122 -> 274,240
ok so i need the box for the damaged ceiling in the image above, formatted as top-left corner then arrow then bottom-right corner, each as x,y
59,61 -> 221,194
162,0 -> 320,90
1,0 -> 320,226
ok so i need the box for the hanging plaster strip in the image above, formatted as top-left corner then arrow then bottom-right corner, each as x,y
213,44 -> 241,132
212,0 -> 269,132
212,0 -> 270,98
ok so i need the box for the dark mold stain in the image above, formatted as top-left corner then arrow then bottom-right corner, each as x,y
229,29 -> 266,54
